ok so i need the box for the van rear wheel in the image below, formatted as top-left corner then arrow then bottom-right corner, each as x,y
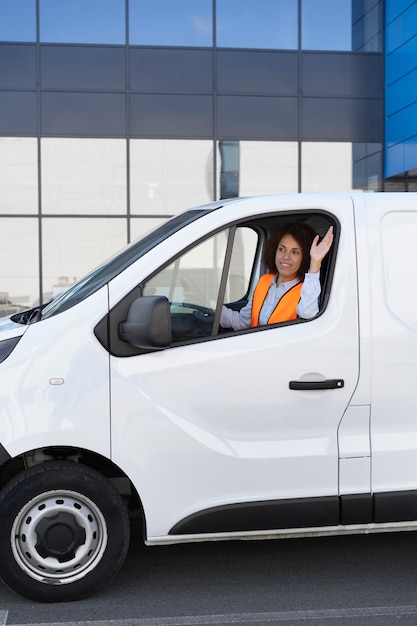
0,461 -> 130,602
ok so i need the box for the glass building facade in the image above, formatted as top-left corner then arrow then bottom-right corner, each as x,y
0,0 -> 385,307
385,0 -> 417,190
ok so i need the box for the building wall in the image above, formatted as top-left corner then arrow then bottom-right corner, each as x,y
385,0 -> 417,179
0,0 -> 384,307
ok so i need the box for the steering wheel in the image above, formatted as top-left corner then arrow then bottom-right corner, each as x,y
170,301 -> 215,341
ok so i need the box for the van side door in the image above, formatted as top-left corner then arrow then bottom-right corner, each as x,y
108,202 -> 360,540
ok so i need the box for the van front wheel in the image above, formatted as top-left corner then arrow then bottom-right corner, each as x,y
0,461 -> 130,602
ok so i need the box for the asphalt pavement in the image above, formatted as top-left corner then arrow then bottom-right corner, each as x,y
2,520 -> 417,625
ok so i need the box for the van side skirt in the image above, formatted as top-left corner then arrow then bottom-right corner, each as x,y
169,492 -> 417,535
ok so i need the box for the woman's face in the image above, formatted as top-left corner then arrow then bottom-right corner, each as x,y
275,234 -> 303,282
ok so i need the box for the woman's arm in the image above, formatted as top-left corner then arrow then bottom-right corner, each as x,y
220,300 -> 252,330
308,225 -> 334,274
297,272 -> 321,319
298,225 -> 334,319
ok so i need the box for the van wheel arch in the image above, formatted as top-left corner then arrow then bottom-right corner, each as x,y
0,447 -> 145,522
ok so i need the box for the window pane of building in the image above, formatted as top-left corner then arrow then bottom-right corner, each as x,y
216,0 -> 297,50
301,142 -> 353,191
129,0 -> 212,46
130,139 -> 214,216
217,140 -> 298,198
0,0 -> 36,42
0,138 -> 38,214
352,142 -> 383,191
352,1 -> 382,52
41,139 -> 127,215
40,0 -> 125,44
42,218 -> 127,303
302,0 -> 351,51
0,218 -> 38,310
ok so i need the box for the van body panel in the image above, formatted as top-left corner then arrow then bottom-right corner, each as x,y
0,316 -> 27,340
0,287 -> 111,459
360,195 -> 417,494
109,194 -> 360,537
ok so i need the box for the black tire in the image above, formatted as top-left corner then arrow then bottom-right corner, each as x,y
0,461 -> 130,602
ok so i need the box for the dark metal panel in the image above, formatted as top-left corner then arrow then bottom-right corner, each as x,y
169,496 -> 339,534
130,48 -> 212,92
0,44 -> 37,89
40,45 -> 126,90
0,91 -> 37,134
374,490 -> 417,523
130,94 -> 213,137
340,493 -> 372,524
302,52 -> 383,98
217,50 -> 298,95
0,443 -> 12,465
302,97 -> 383,142
217,95 -> 298,140
41,93 -> 126,136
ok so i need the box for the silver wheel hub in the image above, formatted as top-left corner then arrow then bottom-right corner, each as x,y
11,490 -> 108,584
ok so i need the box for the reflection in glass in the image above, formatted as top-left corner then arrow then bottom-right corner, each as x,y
384,179 -> 407,192
0,138 -> 38,214
224,227 -> 258,303
302,143 -> 353,192
217,141 -> 298,198
219,141 -> 239,199
216,0 -> 297,50
40,0 -> 125,44
302,0 -> 351,51
0,218 -> 38,309
142,224 -> 258,341
144,230 -> 228,306
0,0 -> 36,42
130,139 -> 214,215
143,229 -> 229,341
41,218 -> 127,304
129,0 -> 212,46
408,171 -> 417,192
352,143 -> 382,191
352,1 -> 382,52
41,138 -> 127,215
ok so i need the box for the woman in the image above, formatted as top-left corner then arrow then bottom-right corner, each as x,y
220,222 -> 334,330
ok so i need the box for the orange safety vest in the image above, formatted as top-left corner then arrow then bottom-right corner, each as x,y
250,273 -> 303,327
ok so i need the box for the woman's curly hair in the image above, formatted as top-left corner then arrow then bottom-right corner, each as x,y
262,222 -> 317,279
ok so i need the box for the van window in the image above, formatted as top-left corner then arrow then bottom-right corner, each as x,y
105,210 -> 336,355
142,226 -> 258,342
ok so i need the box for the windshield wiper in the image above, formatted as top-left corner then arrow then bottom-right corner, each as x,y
13,305 -> 45,325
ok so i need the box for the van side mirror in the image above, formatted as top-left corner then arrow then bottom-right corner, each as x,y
119,296 -> 171,350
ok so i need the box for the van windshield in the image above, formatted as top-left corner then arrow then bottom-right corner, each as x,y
38,207 -> 215,320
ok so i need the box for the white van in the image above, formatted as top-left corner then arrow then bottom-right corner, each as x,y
0,192 -> 416,602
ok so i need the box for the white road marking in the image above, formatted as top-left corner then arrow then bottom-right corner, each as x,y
6,604 -> 417,625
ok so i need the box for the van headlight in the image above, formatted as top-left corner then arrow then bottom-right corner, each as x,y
0,337 -> 21,364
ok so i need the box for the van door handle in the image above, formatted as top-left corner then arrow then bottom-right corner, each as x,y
289,379 -> 344,390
